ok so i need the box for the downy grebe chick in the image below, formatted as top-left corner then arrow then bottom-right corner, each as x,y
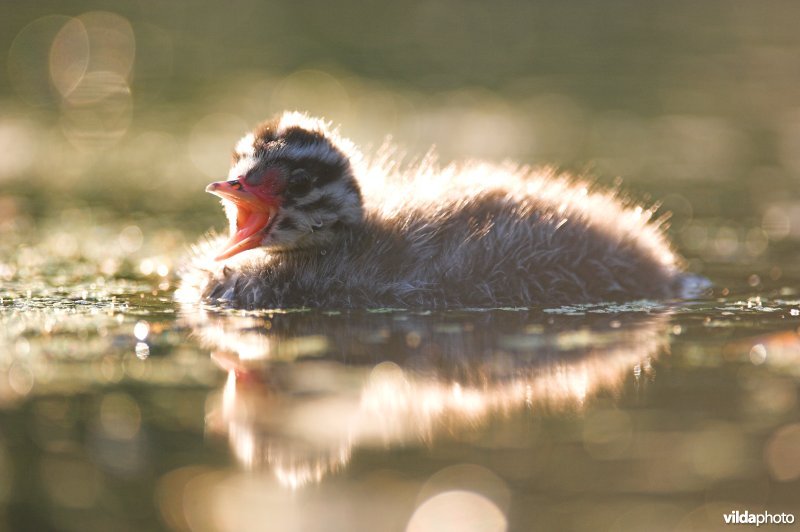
178,112 -> 707,309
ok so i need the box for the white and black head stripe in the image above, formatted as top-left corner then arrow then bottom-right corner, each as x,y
227,112 -> 366,252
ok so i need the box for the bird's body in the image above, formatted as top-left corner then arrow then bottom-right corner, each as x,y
177,112 -> 705,309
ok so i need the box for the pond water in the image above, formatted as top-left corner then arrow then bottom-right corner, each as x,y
1,204 -> 799,532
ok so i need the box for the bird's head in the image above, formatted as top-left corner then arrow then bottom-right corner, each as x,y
206,112 -> 364,261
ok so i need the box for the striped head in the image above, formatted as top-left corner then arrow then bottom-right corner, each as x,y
206,112 -> 364,260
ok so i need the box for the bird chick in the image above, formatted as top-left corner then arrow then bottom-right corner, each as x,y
177,112 -> 708,309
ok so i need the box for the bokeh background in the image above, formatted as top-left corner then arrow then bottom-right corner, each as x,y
3,1 -> 800,531
3,0 -> 800,263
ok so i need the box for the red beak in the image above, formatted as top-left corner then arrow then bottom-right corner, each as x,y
206,179 -> 277,261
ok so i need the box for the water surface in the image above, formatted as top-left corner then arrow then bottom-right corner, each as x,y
1,210 -> 799,532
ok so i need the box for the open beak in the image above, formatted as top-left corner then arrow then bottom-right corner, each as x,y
206,179 -> 277,261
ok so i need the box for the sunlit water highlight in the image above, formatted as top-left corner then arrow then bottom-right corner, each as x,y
0,212 -> 799,531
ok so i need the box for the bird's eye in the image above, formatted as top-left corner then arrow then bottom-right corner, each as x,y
288,168 -> 313,196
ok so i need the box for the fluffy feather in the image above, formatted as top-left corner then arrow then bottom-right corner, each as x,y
177,112 -> 708,309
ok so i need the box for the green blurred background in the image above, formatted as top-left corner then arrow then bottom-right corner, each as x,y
4,0 -> 800,237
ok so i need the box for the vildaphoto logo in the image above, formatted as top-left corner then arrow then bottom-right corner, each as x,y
723,510 -> 795,526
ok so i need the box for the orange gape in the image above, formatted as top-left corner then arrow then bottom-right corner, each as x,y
206,175 -> 280,260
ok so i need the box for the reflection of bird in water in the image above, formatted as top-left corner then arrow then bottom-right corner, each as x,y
193,310 -> 670,487
178,112 -> 708,309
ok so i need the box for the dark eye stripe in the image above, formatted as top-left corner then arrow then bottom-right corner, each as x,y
314,161 -> 348,187
290,168 -> 311,181
276,216 -> 298,231
297,196 -> 338,213
272,156 -> 346,187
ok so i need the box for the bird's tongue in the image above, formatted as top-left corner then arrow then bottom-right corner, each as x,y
215,206 -> 272,261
